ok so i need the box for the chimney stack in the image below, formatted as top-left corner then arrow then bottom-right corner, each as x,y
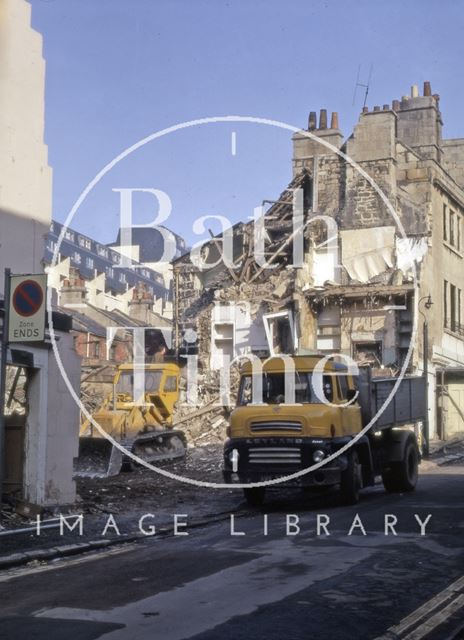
319,109 -> 327,129
362,106 -> 369,114
423,81 -> 432,96
392,99 -> 400,111
330,111 -> 339,129
308,111 -> 317,130
383,104 -> 389,111
373,105 -> 380,112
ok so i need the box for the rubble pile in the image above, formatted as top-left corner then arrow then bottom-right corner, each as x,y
430,436 -> 464,465
175,368 -> 237,446
76,444 -> 224,515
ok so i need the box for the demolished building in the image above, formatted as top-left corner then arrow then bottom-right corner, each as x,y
173,82 -> 464,442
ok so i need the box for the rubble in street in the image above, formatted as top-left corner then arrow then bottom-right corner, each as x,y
0,444 -> 226,532
429,436 -> 464,466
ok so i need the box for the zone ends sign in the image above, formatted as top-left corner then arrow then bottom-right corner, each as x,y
8,274 -> 47,343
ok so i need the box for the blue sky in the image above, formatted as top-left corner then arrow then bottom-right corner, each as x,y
30,0 -> 464,246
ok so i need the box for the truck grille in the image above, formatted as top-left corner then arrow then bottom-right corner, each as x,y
248,447 -> 302,465
250,421 -> 302,433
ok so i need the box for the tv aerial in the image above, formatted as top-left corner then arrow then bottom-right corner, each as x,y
352,64 -> 373,108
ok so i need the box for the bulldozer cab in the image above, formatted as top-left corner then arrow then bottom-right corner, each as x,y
114,363 -> 179,422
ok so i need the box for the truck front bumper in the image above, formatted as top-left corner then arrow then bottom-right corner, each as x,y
223,436 -> 348,487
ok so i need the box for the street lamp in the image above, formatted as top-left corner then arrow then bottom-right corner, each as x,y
418,294 -> 433,457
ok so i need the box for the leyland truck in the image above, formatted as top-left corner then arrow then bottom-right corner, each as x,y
223,356 -> 425,506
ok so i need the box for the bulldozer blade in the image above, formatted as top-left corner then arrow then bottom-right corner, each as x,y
75,437 -> 124,478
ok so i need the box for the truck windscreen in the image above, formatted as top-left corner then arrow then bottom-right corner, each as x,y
238,372 -> 333,405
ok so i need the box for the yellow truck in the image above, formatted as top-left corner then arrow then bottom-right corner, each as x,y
78,362 -> 186,476
223,356 -> 424,506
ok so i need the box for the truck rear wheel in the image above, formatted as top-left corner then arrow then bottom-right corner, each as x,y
243,487 -> 266,507
382,440 -> 418,493
340,451 -> 361,505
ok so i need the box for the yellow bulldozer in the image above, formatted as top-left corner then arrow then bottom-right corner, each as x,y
77,362 -> 186,476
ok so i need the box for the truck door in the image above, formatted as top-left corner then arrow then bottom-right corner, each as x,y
337,375 -> 362,436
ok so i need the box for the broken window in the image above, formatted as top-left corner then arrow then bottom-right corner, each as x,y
352,341 -> 382,366
263,311 -> 296,355
5,366 -> 28,416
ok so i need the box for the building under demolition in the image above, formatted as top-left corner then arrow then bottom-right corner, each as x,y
173,82 -> 464,442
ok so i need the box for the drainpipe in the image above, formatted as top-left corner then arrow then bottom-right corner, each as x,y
419,294 -> 433,457
423,319 -> 429,457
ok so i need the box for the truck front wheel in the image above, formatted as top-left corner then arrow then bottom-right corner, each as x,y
243,487 -> 266,507
382,440 -> 418,493
340,450 -> 361,505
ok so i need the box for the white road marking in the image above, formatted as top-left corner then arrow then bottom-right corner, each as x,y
374,575 -> 464,640
34,538 -> 373,640
403,594 -> 464,640
231,131 -> 236,156
0,543 -> 144,583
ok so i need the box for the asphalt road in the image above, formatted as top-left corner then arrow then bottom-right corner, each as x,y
0,466 -> 463,640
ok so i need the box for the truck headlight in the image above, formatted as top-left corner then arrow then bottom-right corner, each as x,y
313,449 -> 325,463
229,448 -> 239,472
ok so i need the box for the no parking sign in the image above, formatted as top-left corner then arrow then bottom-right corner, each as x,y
8,274 -> 47,342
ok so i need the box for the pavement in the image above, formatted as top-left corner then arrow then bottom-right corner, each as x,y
0,464 -> 463,639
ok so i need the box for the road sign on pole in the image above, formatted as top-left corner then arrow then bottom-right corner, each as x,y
8,274 -> 47,343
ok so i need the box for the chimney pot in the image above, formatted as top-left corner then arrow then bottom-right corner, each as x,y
392,99 -> 400,111
411,84 -> 419,98
423,81 -> 432,96
319,109 -> 327,129
330,111 -> 339,129
362,106 -> 369,114
373,105 -> 380,112
308,111 -> 317,130
383,104 -> 389,111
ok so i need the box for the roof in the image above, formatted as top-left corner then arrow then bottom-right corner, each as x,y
112,227 -> 188,263
56,305 -> 121,339
45,221 -> 169,297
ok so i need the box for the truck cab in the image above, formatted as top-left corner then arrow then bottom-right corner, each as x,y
223,356 -> 422,506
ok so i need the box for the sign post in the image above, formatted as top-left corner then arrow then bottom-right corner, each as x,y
0,272 -> 46,501
0,269 -> 11,501
8,274 -> 47,343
